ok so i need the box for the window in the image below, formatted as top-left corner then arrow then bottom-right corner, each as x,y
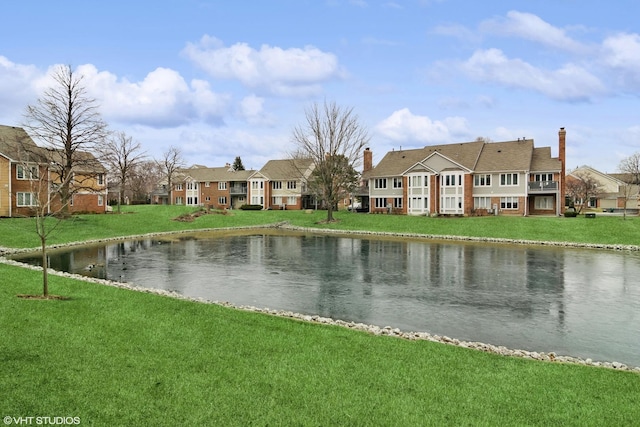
218,196 -> 227,205
186,196 -> 198,205
186,182 -> 198,190
393,178 -> 403,189
272,196 -> 283,205
205,196 -> 211,202
374,198 -> 387,208
272,181 -> 282,190
534,196 -> 553,210
287,181 -> 297,189
442,196 -> 462,210
374,178 -> 387,189
393,197 -> 403,209
474,174 -> 491,187
175,184 -> 183,191
218,182 -> 227,190
534,173 -> 553,182
443,174 -> 462,187
500,197 -> 519,209
410,176 -> 421,187
205,182 -> 210,187
287,196 -> 297,205
251,181 -> 263,190
17,192 -> 37,207
474,197 -> 491,209
98,195 -> 103,206
17,165 -> 39,180
500,173 -> 519,186
251,196 -> 263,205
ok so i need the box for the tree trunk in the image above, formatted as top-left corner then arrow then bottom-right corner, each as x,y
41,237 -> 49,297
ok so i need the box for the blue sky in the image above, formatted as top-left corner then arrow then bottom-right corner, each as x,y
1,0 -> 639,173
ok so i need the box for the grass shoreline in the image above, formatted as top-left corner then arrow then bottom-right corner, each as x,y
2,206 -> 640,425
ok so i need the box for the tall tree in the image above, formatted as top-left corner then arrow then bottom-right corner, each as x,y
232,156 -> 245,171
23,65 -> 108,216
156,146 -> 185,205
617,152 -> 640,219
98,131 -> 146,213
129,160 -> 163,203
291,101 -> 370,222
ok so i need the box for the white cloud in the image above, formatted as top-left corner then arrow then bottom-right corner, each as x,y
462,48 -> 605,101
76,64 -> 230,127
600,32 -> 640,89
238,95 -> 275,126
431,24 -> 479,43
0,56 -> 41,119
375,108 -> 469,144
182,35 -> 344,97
480,11 -> 590,54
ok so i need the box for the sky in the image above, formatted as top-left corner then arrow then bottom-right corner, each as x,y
1,0 -> 639,173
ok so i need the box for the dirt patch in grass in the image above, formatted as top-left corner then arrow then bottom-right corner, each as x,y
173,209 -> 232,222
17,294 -> 71,300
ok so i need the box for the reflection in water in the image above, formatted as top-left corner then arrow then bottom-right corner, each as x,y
13,233 -> 640,367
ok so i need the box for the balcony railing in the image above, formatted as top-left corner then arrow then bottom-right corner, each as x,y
528,180 -> 558,192
229,185 -> 248,195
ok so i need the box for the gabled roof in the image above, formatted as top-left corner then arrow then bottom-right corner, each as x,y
0,125 -> 45,162
366,141 -> 484,178
474,139 -> 534,172
46,148 -> 107,173
530,147 -> 562,172
177,166 -> 255,183
254,158 -> 314,180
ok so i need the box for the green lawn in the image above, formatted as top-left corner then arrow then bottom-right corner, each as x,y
1,206 -> 639,425
1,263 -> 638,426
1,205 -> 639,249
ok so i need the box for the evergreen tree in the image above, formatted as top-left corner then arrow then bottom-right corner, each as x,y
232,156 -> 245,171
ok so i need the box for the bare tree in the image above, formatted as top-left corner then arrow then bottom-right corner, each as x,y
16,152 -> 72,298
156,146 -> 185,205
565,170 -> 602,214
98,131 -> 146,213
291,101 -> 370,222
23,65 -> 108,217
618,152 -> 640,219
129,160 -> 163,203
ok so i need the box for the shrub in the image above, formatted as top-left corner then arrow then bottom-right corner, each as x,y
564,210 -> 578,217
239,204 -> 263,211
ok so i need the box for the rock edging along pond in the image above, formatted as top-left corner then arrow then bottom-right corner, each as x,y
1,222 -> 639,373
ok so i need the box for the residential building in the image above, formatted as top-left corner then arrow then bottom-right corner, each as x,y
568,166 -> 640,211
0,124 -> 107,217
363,128 -> 566,216
247,158 -> 315,210
46,149 -> 108,214
169,164 -> 255,209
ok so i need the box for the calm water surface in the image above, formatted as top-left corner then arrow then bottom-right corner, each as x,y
14,232 -> 640,367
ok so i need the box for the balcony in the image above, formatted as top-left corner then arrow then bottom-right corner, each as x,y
528,180 -> 558,192
229,185 -> 248,195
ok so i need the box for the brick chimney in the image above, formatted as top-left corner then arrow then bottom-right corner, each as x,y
559,127 -> 566,210
363,147 -> 372,173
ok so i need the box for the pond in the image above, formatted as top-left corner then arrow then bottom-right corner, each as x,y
12,231 -> 640,367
